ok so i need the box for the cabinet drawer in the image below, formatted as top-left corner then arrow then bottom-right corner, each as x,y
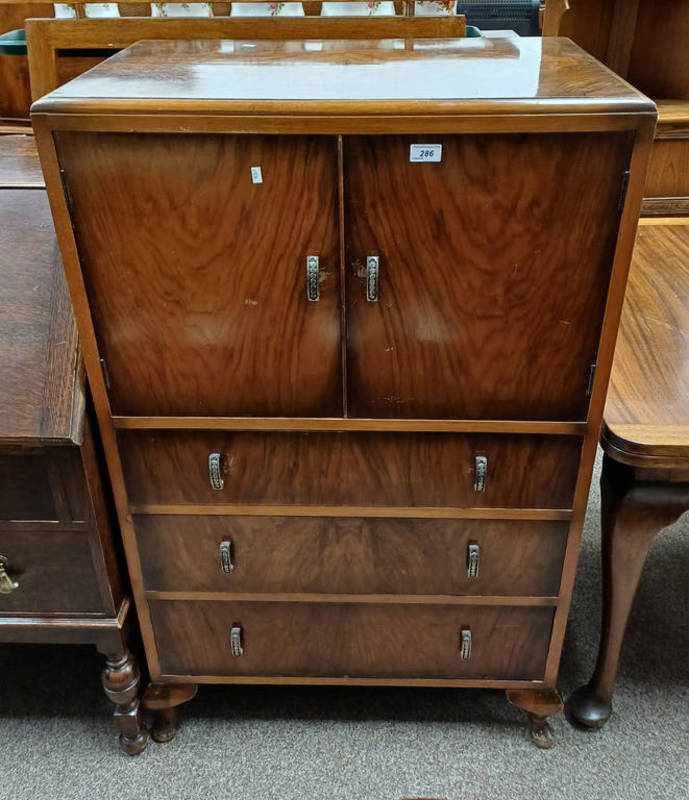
150,600 -> 553,680
136,516 -> 568,597
0,528 -> 103,614
121,431 -> 581,510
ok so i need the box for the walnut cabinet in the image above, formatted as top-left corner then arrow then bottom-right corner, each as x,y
32,36 -> 656,747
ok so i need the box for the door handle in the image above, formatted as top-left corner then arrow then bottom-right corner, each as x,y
0,556 -> 19,595
366,256 -> 379,302
209,453 -> 224,491
306,255 -> 320,301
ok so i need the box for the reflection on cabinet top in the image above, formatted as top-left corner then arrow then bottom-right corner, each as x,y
32,37 -> 655,118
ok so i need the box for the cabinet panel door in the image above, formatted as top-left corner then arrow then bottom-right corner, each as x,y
55,133 -> 341,417
344,132 -> 634,420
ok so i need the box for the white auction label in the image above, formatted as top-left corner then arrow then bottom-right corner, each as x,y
251,166 -> 263,184
409,144 -> 442,163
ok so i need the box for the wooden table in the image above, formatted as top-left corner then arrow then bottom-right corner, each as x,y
0,133 -> 148,755
569,217 -> 689,728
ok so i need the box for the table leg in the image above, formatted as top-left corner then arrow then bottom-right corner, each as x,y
569,455 -> 689,729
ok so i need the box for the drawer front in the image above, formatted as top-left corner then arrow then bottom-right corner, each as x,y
121,431 -> 581,509
150,600 -> 553,680
136,516 -> 568,597
0,528 -> 103,614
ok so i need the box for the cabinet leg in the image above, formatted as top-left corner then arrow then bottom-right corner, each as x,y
143,682 -> 198,744
101,649 -> 149,756
507,688 -> 563,749
568,456 -> 689,730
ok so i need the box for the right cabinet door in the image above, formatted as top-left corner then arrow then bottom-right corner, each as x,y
343,132 -> 634,420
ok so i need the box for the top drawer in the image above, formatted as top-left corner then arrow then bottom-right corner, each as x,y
120,431 -> 581,510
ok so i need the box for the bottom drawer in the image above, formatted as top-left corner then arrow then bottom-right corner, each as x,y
0,528 -> 103,614
150,600 -> 553,681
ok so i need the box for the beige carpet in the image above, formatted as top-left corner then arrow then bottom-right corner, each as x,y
2,451 -> 689,800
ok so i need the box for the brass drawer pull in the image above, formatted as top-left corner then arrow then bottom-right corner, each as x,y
230,625 -> 244,657
366,256 -> 379,302
460,628 -> 472,661
306,255 -> 320,301
467,543 -> 480,579
473,456 -> 487,493
0,556 -> 19,595
208,452 -> 224,491
219,540 -> 234,574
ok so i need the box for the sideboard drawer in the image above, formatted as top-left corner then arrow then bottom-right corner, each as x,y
121,431 -> 581,510
136,515 -> 568,597
150,600 -> 553,680
0,528 -> 104,614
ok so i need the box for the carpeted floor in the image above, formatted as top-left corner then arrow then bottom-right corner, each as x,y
2,451 -> 688,800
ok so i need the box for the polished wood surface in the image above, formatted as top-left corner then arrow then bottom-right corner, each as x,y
25,15 -> 467,102
149,600 -> 553,679
603,220 -> 689,466
0,187 -> 80,443
135,516 -> 569,597
55,131 -> 342,417
119,431 -> 582,510
32,37 -> 656,742
643,140 -> 689,202
32,37 -> 655,117
345,132 -> 633,420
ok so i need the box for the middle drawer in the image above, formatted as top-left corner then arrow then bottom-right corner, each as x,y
120,430 -> 581,509
135,515 -> 568,597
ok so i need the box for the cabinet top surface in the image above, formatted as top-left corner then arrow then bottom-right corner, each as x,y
32,37 -> 654,117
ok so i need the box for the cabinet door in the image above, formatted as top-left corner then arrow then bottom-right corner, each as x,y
344,133 -> 634,420
55,133 -> 341,417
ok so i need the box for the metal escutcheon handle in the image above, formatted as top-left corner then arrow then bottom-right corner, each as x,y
366,256 -> 379,302
219,541 -> 234,574
306,255 -> 320,301
230,625 -> 244,657
473,456 -> 487,493
0,556 -> 19,595
209,453 -> 224,491
467,543 -> 480,579
460,629 -> 472,661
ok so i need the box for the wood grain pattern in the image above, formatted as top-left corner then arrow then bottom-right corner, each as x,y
149,600 -> 553,680
119,430 -> 582,510
0,527 -> 103,614
134,515 -> 569,597
603,220 -> 689,466
0,134 -> 44,186
0,453 -> 56,520
345,132 -> 634,420
0,188 -> 80,442
55,131 -> 341,417
644,140 -> 689,200
31,37 -> 655,119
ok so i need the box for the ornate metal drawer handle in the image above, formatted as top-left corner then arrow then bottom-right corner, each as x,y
0,556 -> 19,595
306,255 -> 320,302
473,456 -> 487,493
230,625 -> 244,657
208,452 -> 224,491
219,541 -> 234,574
460,629 -> 472,661
366,256 -> 379,302
467,543 -> 480,579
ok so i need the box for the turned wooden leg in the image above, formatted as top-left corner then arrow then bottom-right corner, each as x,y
100,646 -> 149,756
507,688 -> 563,749
568,456 -> 689,730
143,682 -> 198,744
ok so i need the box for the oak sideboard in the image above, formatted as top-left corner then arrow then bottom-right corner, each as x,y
31,35 -> 656,748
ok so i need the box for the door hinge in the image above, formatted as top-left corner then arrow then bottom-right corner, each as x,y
586,363 -> 596,397
99,357 -> 111,391
618,169 -> 630,213
59,168 -> 73,211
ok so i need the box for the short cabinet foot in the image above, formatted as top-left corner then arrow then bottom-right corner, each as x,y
143,682 -> 198,744
101,649 -> 150,756
507,688 -> 563,749
567,684 -> 611,730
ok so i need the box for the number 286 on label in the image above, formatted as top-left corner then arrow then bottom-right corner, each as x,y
409,144 -> 442,163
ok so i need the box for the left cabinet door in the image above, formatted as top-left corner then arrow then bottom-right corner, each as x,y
55,132 -> 342,417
